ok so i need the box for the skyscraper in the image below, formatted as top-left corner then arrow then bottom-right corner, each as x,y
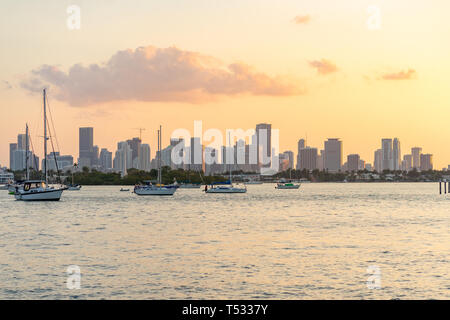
347,154 -> 360,172
17,134 -> 27,150
411,147 -> 422,169
393,138 -> 401,171
256,123 -> 271,169
138,144 -> 151,171
402,154 -> 412,172
296,138 -> 305,170
113,141 -> 133,177
99,148 -> 113,171
299,147 -> 318,171
374,149 -> 382,172
126,137 -> 141,168
9,143 -> 17,170
324,138 -> 342,172
79,127 -> 94,167
381,139 -> 393,171
420,154 -> 433,171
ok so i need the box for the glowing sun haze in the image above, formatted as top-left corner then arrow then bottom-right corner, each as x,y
0,0 -> 449,169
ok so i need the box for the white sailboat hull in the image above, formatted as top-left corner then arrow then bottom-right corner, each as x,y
15,188 -> 64,201
135,187 -> 176,196
275,184 -> 301,189
205,187 -> 247,193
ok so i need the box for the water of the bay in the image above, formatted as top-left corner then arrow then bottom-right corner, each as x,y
0,183 -> 448,299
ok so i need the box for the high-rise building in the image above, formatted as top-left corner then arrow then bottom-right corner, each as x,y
299,147 -> 318,171
17,134 -> 27,150
113,141 -> 133,177
190,137 -> 203,172
420,154 -> 433,171
9,143 -> 17,170
402,154 -> 412,172
347,154 -> 360,172
126,137 -> 141,168
411,147 -> 422,170
365,163 -> 373,171
381,139 -> 393,171
393,138 -> 401,171
138,144 -> 151,171
99,148 -> 113,171
324,138 -> 342,172
374,149 -> 382,172
282,151 -> 294,170
296,139 -> 305,170
43,153 -> 74,172
256,123 -> 271,169
79,127 -> 94,167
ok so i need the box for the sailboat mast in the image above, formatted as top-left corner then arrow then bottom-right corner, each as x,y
158,126 -> 161,187
228,132 -> 232,184
43,89 -> 48,184
25,123 -> 29,180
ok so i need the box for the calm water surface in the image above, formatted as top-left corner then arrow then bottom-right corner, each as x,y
0,183 -> 449,299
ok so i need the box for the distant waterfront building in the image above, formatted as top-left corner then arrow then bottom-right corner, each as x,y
365,163 -> 373,171
99,148 -> 113,171
381,139 -> 393,171
324,138 -> 342,172
420,154 -> 433,171
299,147 -> 318,171
296,139 -> 305,170
411,147 -> 422,170
347,154 -> 360,172
393,138 -> 401,171
317,150 -> 324,171
374,149 -> 382,172
402,154 -> 412,172
190,137 -> 203,172
113,141 -> 133,177
127,137 -> 142,168
43,152 -> 74,172
0,168 -> 14,184
282,151 -> 294,170
17,134 -> 27,150
256,123 -> 272,170
9,143 -> 17,170
358,159 -> 366,171
79,127 -> 95,167
138,144 -> 151,171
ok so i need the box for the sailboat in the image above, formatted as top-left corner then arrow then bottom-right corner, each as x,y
205,133 -> 247,194
275,168 -> 301,189
66,164 -> 81,190
15,89 -> 67,201
134,126 -> 177,196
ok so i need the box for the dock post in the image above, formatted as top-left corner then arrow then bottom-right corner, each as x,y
439,181 -> 442,194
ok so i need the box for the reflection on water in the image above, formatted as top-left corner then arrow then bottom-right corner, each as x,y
0,183 -> 449,299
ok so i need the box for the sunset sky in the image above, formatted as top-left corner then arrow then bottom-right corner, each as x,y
1,0 -> 449,168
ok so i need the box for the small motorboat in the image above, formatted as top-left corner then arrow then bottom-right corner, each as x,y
120,188 -> 130,192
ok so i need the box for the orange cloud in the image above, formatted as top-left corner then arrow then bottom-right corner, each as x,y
380,69 -> 417,80
308,59 -> 338,75
293,15 -> 311,25
21,46 -> 304,106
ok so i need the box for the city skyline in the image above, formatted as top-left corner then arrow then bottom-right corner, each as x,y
1,1 -> 450,168
4,124 -> 445,174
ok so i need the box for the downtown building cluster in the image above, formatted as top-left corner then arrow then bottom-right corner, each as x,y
6,125 -> 447,176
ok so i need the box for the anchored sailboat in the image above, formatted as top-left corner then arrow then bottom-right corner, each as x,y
205,133 -> 247,194
15,89 -> 67,201
134,126 -> 177,196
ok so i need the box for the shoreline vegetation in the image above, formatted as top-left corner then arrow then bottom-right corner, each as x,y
8,167 -> 449,186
